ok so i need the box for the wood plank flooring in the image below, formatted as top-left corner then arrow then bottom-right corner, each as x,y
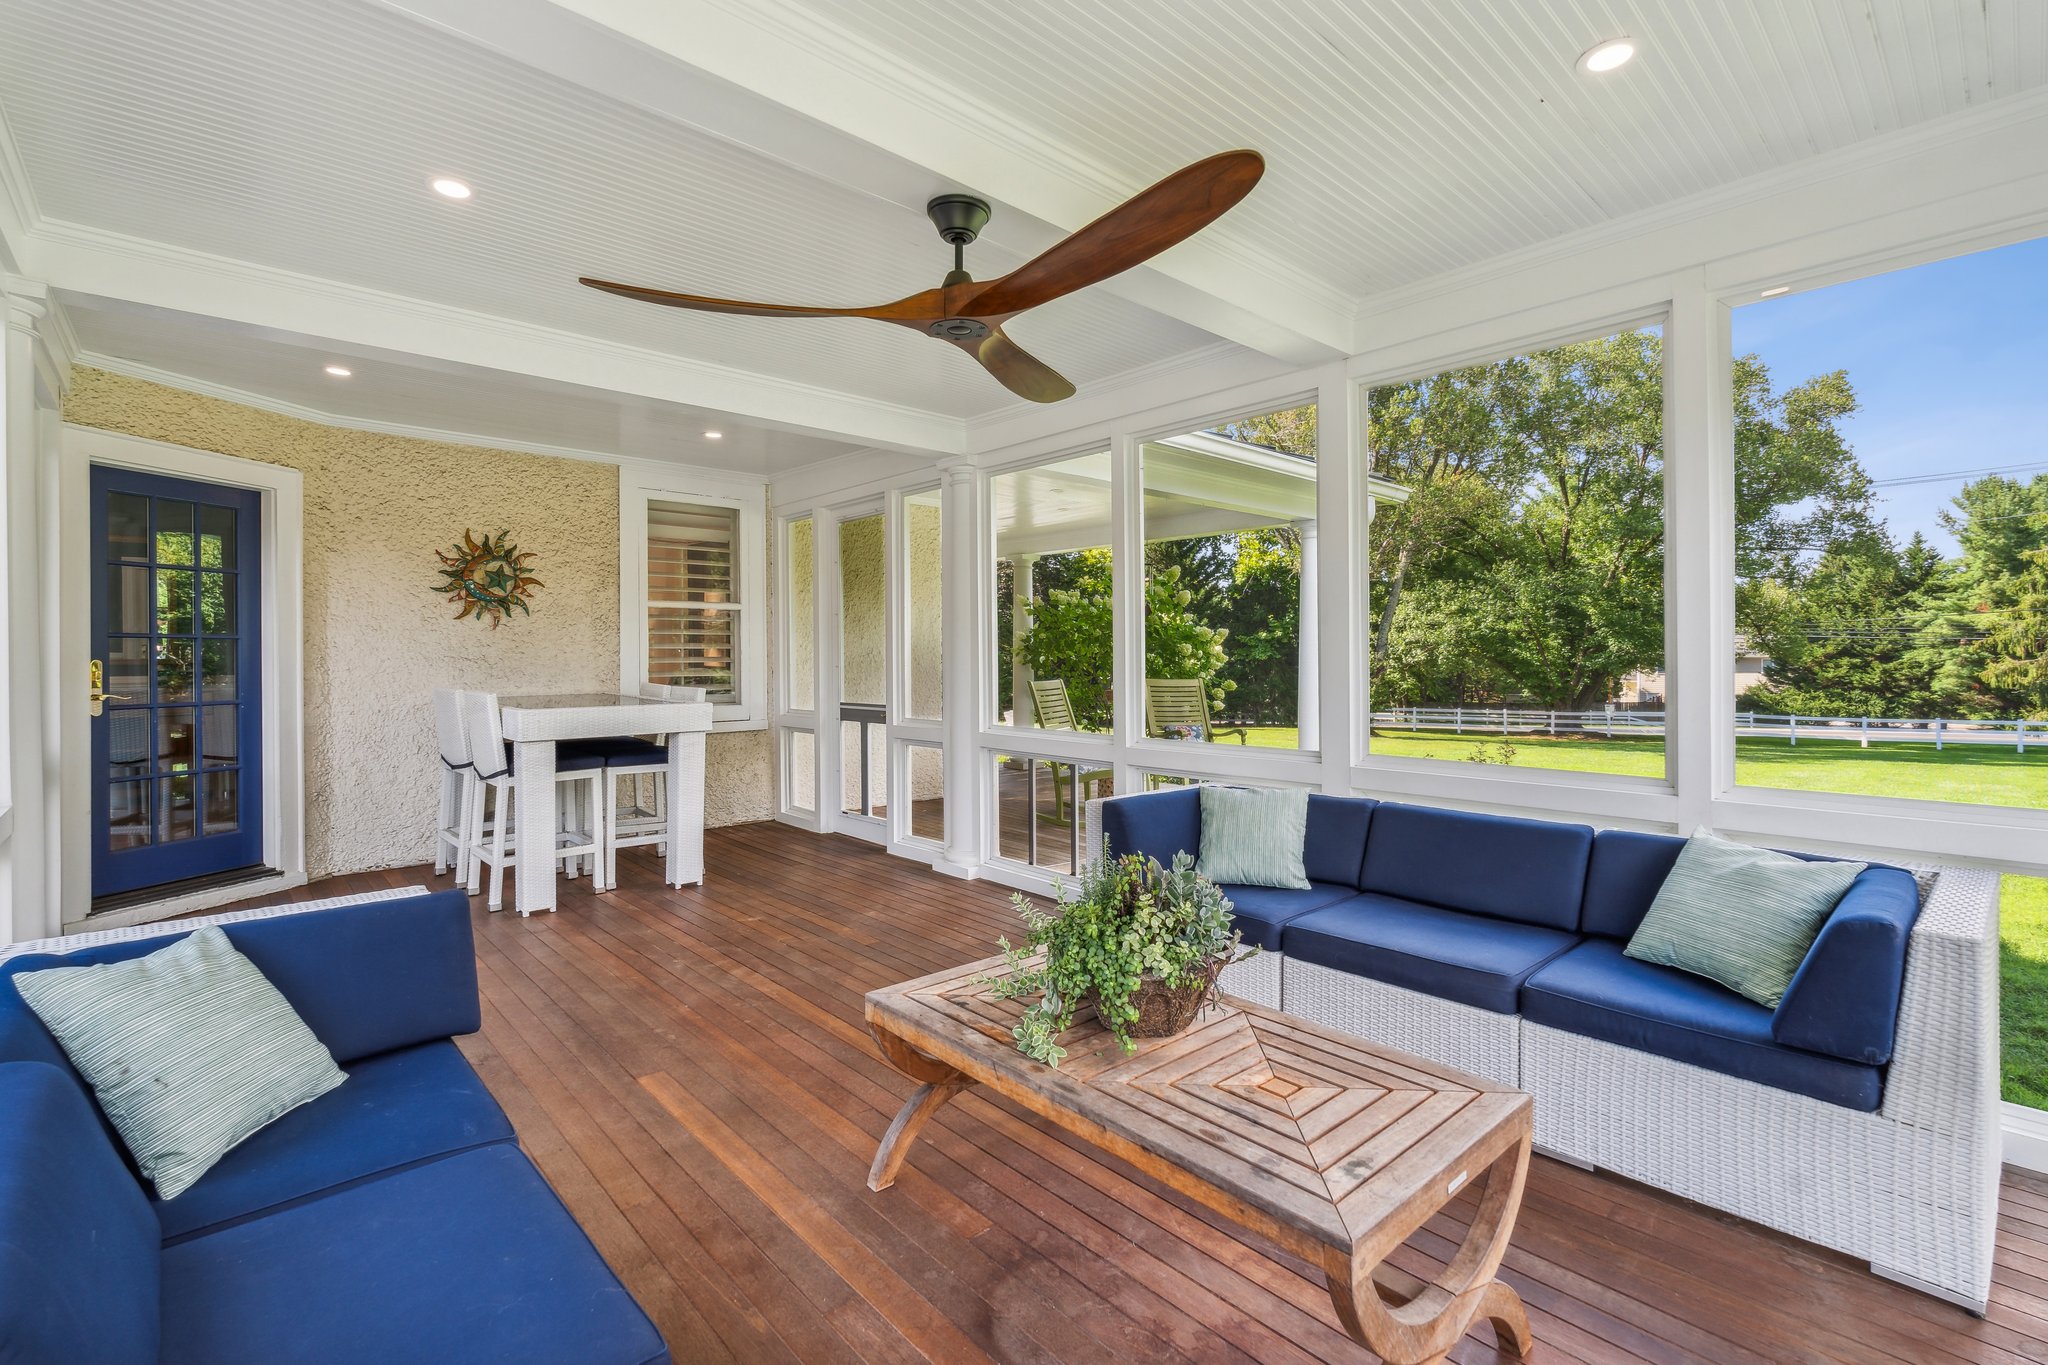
228,822 -> 2048,1364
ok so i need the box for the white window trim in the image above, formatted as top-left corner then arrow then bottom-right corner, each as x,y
618,466 -> 766,732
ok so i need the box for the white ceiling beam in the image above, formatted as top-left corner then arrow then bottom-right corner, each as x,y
373,0 -> 1351,365
32,221 -> 966,456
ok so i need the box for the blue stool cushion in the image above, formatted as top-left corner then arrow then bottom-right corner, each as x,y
0,1062 -> 162,1363
1218,882 -> 1358,952
1283,893 -> 1579,1014
1522,938 -> 1883,1110
502,741 -> 608,773
575,737 -> 669,767
154,1040 -> 516,1243
161,1144 -> 670,1365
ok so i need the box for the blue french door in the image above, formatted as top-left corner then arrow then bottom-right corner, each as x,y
90,468 -> 264,897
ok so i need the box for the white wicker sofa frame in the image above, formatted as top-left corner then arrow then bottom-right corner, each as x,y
1084,797 -> 2003,1312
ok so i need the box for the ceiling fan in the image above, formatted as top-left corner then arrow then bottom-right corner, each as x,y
579,150 -> 1264,405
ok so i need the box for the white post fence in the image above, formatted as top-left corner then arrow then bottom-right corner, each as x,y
1364,706 -> 2042,753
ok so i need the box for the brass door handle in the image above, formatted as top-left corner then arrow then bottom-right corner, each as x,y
88,659 -> 130,717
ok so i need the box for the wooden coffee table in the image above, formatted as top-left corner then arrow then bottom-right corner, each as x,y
866,957 -> 1534,1365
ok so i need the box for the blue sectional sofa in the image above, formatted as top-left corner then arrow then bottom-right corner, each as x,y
0,891 -> 669,1365
1091,787 -> 2003,1311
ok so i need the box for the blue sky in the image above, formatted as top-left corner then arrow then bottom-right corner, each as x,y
1729,232 -> 2048,556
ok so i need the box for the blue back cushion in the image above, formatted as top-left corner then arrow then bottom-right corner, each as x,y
1580,830 -> 1688,939
1101,789 -> 1201,865
1303,795 -> 1376,888
1,891 -> 481,1072
1772,866 -> 1924,1065
1102,789 -> 1375,890
1360,803 -> 1594,932
0,1062 -> 160,1362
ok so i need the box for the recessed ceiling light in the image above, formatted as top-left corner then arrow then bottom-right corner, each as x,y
430,177 -> 473,200
1760,285 -> 1791,298
1577,37 -> 1636,74
323,365 -> 352,377
703,430 -> 723,440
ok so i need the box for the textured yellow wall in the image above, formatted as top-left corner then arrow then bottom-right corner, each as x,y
65,367 -> 770,878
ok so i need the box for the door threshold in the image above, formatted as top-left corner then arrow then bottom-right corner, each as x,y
90,865 -> 281,918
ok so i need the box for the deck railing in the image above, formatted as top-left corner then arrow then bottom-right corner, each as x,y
1369,706 -> 2037,752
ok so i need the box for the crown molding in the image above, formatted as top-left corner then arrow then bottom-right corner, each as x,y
0,99 -> 40,276
1354,86 -> 2048,335
73,351 -> 763,483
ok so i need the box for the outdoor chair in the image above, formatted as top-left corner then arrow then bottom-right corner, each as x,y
1145,677 -> 1247,744
1027,679 -> 1112,823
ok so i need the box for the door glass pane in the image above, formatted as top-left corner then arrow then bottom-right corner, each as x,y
787,517 -> 815,711
155,501 -> 195,565
107,710 -> 150,777
109,493 -> 149,562
199,505 -> 237,568
199,573 -> 235,634
200,640 -> 236,702
108,781 -> 151,850
906,743 -> 945,842
160,774 -> 197,841
108,636 -> 150,696
157,707 -> 197,772
108,565 -> 150,633
203,770 -> 239,835
905,491 -> 944,720
201,705 -> 239,764
157,641 -> 194,702
839,514 -> 885,707
157,570 -> 195,634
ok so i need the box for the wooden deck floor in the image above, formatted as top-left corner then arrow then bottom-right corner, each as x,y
238,823 -> 2048,1364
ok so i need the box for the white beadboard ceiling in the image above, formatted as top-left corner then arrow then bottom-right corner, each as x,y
64,299 -> 860,474
804,0 -> 2048,299
1,0 -> 2044,459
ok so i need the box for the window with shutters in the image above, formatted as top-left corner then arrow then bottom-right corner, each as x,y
646,501 -> 743,703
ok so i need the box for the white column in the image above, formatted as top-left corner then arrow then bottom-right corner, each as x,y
1664,271 -> 1736,833
1294,518 -> 1319,751
937,461 -> 983,877
1010,552 -> 1037,727
0,282 -> 53,944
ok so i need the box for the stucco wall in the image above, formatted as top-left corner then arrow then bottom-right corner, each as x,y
65,367 -> 771,879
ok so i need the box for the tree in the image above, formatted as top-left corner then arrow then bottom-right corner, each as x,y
1019,566 -> 1229,730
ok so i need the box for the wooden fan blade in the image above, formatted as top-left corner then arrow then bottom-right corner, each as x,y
967,150 -> 1264,318
579,277 -> 946,323
974,328 -> 1076,404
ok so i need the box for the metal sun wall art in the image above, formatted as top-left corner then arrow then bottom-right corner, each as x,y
434,529 -> 542,628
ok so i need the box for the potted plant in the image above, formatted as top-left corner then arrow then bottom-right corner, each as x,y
987,845 -> 1254,1067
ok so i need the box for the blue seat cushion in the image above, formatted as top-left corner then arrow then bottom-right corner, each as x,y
1218,881 -> 1357,952
1282,894 -> 1579,1014
1361,804 -> 1593,931
162,1144 -> 670,1365
1522,939 -> 1883,1110
0,1062 -> 161,1364
154,1039 -> 515,1243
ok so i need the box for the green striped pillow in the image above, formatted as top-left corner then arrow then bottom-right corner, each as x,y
13,925 -> 346,1199
1624,833 -> 1865,1009
1195,785 -> 1310,889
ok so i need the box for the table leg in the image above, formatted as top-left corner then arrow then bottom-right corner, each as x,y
867,1021 -> 972,1192
513,739 -> 558,917
1322,1124 -> 1534,1365
665,730 -> 706,889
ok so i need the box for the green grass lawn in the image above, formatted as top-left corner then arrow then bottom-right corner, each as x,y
1235,723 -> 2048,1102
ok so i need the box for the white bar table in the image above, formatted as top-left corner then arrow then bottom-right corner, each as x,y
498,692 -> 715,917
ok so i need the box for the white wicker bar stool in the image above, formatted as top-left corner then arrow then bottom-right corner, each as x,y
461,691 -> 606,912
430,688 -> 477,882
596,739 -> 669,891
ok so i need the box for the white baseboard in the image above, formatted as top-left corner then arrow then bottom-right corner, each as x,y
2003,1101 -> 2048,1174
